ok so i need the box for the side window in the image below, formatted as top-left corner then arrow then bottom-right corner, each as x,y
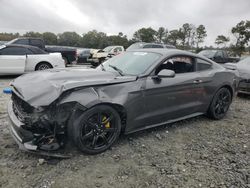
115,47 -> 123,52
14,39 -> 29,45
24,48 -> 33,54
30,39 -> 43,48
0,47 -> 30,55
196,58 -> 212,71
151,44 -> 164,48
215,51 -> 223,58
155,56 -> 195,74
143,44 -> 152,48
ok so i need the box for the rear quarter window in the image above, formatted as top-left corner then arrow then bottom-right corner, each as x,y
196,58 -> 212,71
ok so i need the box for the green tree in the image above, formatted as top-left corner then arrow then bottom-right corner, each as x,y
179,23 -> 196,48
42,32 -> 57,45
57,32 -> 81,46
156,27 -> 167,43
0,32 -> 20,41
164,29 -> 181,46
81,30 -> 109,49
231,20 -> 250,56
215,35 -> 230,47
195,25 -> 207,48
133,27 -> 157,42
23,31 -> 42,38
107,33 -> 129,48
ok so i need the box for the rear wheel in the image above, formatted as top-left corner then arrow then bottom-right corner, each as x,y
207,88 -> 232,120
35,62 -> 52,71
70,105 -> 121,154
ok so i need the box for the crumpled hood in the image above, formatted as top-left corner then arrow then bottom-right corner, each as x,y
11,68 -> 137,107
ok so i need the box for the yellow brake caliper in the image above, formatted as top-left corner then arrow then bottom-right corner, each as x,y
102,116 -> 110,128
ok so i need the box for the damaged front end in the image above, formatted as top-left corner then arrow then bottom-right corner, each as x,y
8,91 -> 80,157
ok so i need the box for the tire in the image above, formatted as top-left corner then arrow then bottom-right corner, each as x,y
63,57 -> 69,66
69,105 -> 122,154
207,87 -> 232,120
35,62 -> 53,71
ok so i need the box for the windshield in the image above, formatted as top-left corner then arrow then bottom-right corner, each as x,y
238,56 -> 250,65
98,52 -> 161,75
199,50 -> 217,58
103,46 -> 114,52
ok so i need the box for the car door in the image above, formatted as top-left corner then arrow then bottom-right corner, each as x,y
195,58 -> 215,111
137,56 -> 205,129
0,47 -> 26,74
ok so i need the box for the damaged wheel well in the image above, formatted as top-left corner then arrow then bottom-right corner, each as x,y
69,102 -> 127,132
104,103 -> 127,131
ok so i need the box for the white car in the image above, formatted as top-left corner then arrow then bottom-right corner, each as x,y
0,44 -> 65,75
88,46 -> 125,66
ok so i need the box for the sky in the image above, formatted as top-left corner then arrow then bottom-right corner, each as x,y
0,0 -> 249,46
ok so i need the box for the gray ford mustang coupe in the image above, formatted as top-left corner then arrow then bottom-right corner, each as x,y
8,49 -> 239,155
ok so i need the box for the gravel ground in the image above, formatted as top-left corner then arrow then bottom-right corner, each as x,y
0,76 -> 249,188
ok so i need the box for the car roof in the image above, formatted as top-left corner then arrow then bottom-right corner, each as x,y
5,44 -> 41,50
128,48 -> 194,56
15,37 -> 43,40
4,44 -> 48,54
129,48 -> 218,64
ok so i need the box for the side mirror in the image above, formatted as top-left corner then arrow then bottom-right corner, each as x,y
152,69 -> 175,79
158,69 -> 175,78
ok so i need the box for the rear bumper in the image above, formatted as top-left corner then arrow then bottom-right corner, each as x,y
7,101 -> 70,158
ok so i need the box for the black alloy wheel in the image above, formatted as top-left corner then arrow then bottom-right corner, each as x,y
71,105 -> 121,154
208,88 -> 232,120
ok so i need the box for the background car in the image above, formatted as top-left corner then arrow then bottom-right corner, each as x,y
88,45 -> 125,66
126,42 -> 176,51
226,56 -> 250,95
76,48 -> 91,64
198,49 -> 240,64
7,37 -> 77,65
0,44 -> 65,75
8,49 -> 238,156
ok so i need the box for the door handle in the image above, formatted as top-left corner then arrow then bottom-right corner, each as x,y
193,80 -> 203,84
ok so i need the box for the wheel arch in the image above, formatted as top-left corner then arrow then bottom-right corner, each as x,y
221,84 -> 234,100
69,101 -> 127,132
35,61 -> 53,70
207,84 -> 234,112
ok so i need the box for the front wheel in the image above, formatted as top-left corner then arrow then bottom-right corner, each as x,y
207,88 -> 232,120
70,105 -> 122,154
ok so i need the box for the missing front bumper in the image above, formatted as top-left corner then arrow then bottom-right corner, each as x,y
7,101 -> 70,158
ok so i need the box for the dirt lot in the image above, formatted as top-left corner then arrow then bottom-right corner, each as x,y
0,76 -> 249,188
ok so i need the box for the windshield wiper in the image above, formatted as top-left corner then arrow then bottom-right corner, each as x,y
108,65 -> 124,76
